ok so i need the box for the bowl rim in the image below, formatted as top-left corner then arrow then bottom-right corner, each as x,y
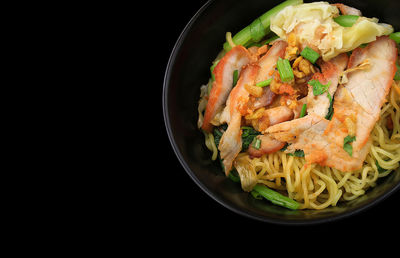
162,0 -> 400,225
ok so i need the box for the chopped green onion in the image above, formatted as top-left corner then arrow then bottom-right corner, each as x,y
264,35 -> 279,45
252,137 -> 261,150
277,58 -> 294,82
334,15 -> 359,27
389,32 -> 400,44
300,46 -> 320,64
343,135 -> 356,156
359,43 -> 368,48
308,79 -> 331,96
232,70 -> 239,87
299,104 -> 307,118
256,78 -> 272,87
252,184 -> 300,210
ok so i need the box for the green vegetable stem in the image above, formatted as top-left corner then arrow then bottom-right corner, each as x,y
300,46 -> 320,64
251,184 -> 300,210
277,58 -> 294,82
223,0 -> 303,51
333,15 -> 359,27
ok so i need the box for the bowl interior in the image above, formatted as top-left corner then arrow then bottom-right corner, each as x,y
163,0 -> 400,224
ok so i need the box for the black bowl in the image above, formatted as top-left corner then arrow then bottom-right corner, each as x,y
163,0 -> 400,224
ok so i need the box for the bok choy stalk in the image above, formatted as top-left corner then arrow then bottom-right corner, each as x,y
223,0 -> 303,51
252,184 -> 300,210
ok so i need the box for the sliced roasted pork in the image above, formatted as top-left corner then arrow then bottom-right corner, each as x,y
202,46 -> 252,132
255,40 -> 288,83
248,86 -> 276,110
248,134 -> 286,158
339,36 -> 397,152
246,40 -> 287,112
219,64 -> 259,175
307,53 -> 348,118
247,105 -> 293,157
266,36 -> 397,172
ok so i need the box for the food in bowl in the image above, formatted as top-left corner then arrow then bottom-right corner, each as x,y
197,0 -> 400,210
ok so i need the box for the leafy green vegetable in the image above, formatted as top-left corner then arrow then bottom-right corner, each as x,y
343,135 -> 356,156
280,143 -> 289,151
288,149 -> 305,157
213,124 -> 228,148
228,169 -> 241,182
219,157 -> 240,182
300,46 -> 320,64
309,79 -> 331,96
214,124 -> 257,180
325,92 -> 334,120
252,184 -> 300,210
241,127 -> 261,151
375,161 -> 388,173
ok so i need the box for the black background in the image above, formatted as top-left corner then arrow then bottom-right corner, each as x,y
156,0 -> 400,235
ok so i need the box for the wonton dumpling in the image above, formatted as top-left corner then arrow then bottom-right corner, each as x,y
270,1 -> 393,61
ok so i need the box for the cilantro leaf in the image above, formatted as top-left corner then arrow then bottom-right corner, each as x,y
309,79 -> 331,96
343,135 -> 356,156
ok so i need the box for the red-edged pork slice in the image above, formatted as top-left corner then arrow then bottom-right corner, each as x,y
248,134 -> 286,158
307,53 -> 348,118
202,46 -> 252,132
247,105 -> 294,157
255,40 -> 287,84
343,36 -> 397,151
219,64 -> 259,175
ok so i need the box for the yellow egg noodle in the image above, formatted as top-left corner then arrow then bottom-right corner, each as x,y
200,86 -> 400,210
197,1 -> 400,210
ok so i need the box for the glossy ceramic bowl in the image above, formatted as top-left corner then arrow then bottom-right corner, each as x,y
163,0 -> 400,224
